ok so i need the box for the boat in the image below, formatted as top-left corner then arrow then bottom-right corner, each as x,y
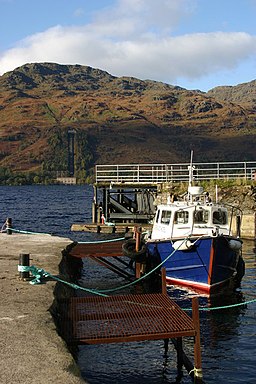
122,155 -> 245,295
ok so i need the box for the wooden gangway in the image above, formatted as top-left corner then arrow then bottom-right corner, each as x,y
69,240 -> 134,279
61,293 -> 203,382
63,241 -> 204,382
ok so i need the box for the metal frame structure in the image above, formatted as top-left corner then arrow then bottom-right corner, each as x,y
95,161 -> 256,184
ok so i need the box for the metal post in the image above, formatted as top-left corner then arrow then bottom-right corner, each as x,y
6,218 -> 12,235
161,267 -> 167,295
92,186 -> 98,224
192,297 -> 203,383
164,338 -> 169,357
176,337 -> 184,375
135,262 -> 141,279
135,227 -> 142,252
19,253 -> 30,280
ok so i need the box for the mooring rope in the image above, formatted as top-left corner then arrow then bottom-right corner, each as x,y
17,235 -> 188,295
8,227 -> 53,236
184,298 -> 256,312
1,224 -> 126,241
18,265 -> 109,297
78,236 -> 125,244
93,241 -> 183,293
18,264 -> 256,310
10,223 -> 256,311
16,235 -> 194,294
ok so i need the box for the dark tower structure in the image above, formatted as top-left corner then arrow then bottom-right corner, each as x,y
68,129 -> 76,176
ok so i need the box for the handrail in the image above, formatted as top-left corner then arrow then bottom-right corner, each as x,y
95,161 -> 256,184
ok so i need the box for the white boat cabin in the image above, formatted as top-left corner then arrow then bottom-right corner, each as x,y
151,186 -> 232,240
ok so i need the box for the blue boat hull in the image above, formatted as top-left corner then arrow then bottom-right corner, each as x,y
146,236 -> 243,294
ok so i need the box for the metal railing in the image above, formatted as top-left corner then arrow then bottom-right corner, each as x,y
95,161 -> 256,184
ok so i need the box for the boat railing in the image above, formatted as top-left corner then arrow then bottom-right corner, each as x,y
95,161 -> 256,184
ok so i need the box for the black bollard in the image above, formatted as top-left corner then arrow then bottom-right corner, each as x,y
19,253 -> 30,280
6,218 -> 12,235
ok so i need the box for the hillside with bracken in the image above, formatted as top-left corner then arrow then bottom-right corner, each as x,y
0,62 -> 255,182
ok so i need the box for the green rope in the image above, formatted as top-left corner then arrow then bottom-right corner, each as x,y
18,265 -> 49,285
18,265 -> 108,296
18,265 -> 256,310
8,227 -> 53,236
93,235 -> 192,293
95,246 -> 179,293
7,227 -> 126,241
184,298 -> 256,312
78,237 -> 125,244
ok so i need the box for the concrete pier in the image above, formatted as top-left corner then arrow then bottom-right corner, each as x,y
0,233 -> 85,384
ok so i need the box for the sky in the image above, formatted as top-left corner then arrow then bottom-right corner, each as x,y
0,0 -> 256,91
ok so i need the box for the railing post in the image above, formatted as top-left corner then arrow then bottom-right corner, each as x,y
117,165 -> 119,183
192,297 -> 203,383
94,160 -> 256,184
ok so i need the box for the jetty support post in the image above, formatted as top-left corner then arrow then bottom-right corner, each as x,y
135,226 -> 142,279
161,267 -> 167,295
92,186 -> 98,224
135,226 -> 142,252
192,297 -> 203,383
176,337 -> 184,377
162,268 -> 171,359
19,253 -> 30,280
102,187 -> 107,221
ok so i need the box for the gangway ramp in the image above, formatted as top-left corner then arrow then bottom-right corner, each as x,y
60,294 -> 203,382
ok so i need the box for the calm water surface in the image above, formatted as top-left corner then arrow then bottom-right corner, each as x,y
1,185 -> 255,383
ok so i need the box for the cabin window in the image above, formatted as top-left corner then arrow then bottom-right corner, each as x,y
155,210 -> 160,223
213,210 -> 227,225
160,210 -> 172,225
194,208 -> 209,224
174,210 -> 189,224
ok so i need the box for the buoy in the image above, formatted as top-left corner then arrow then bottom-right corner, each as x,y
228,239 -> 242,251
173,239 -> 194,251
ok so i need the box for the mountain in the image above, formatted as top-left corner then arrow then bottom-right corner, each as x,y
0,62 -> 255,180
207,80 -> 256,110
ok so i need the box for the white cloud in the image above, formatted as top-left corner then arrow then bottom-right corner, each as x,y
0,0 -> 256,89
92,0 -> 195,38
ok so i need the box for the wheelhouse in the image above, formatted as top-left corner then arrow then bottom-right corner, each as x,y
151,203 -> 230,240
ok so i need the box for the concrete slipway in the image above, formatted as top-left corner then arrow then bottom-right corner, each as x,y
0,233 -> 85,384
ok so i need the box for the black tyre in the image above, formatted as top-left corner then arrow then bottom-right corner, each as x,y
122,239 -> 147,262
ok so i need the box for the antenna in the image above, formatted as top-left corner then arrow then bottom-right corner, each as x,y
188,150 -> 194,187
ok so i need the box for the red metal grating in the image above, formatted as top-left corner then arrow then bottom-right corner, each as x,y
64,293 -> 196,345
69,242 -> 124,258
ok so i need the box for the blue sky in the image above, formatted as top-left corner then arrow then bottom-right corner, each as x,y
1,0 -> 256,91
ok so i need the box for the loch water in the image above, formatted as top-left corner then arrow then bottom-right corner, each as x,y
1,185 -> 256,384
